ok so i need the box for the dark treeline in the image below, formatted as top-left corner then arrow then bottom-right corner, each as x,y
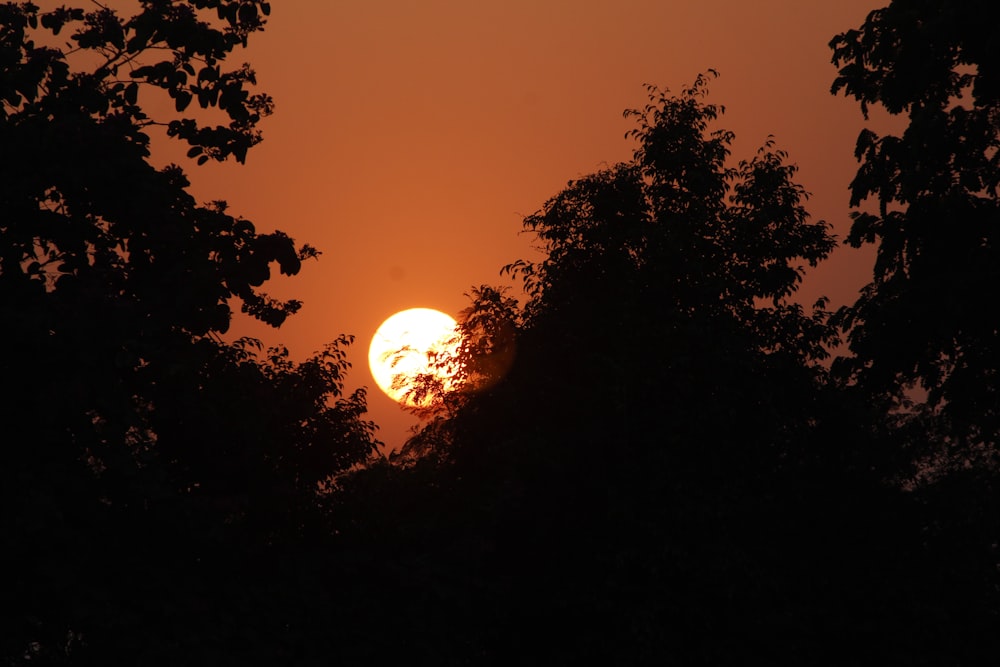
2,1 -> 997,665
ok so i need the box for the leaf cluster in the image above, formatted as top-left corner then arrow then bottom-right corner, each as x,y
1,10 -> 379,659
1,1 -> 274,163
506,72 -> 837,369
830,0 -> 1000,456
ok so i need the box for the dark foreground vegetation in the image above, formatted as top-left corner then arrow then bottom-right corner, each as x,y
2,1 -> 997,664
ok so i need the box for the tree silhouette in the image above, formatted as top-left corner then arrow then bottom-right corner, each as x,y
339,66 -> 997,665
830,0 -> 999,466
1,3 -> 377,662
828,2 -> 1000,662
430,73 -> 839,479
337,73 -> 928,665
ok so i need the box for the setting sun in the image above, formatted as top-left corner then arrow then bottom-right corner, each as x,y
368,308 -> 461,406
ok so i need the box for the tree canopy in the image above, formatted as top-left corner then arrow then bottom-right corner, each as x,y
354,72 -> 900,664
830,0 -> 999,464
410,72 -> 839,469
1,3 -> 377,661
4,1 -> 998,664
355,54 -> 999,663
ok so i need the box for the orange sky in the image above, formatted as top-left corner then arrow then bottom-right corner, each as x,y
133,1 -> 887,450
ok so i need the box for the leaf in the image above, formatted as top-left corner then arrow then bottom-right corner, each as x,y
238,4 -> 258,24
174,90 -> 192,112
198,66 -> 218,83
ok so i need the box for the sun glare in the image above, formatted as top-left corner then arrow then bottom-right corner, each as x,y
368,308 -> 461,406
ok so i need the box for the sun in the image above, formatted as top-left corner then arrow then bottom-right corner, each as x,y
368,308 -> 461,406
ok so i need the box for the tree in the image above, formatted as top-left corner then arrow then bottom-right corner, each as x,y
829,4 -> 1000,662
0,0 -> 380,503
830,0 -> 1000,465
1,3 -> 377,661
469,72 -> 840,478
353,74 -> 880,664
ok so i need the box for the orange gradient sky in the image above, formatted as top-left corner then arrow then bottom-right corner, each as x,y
100,1 -> 888,449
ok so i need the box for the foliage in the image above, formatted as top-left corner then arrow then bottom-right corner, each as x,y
1,2 -> 377,662
392,73 -> 845,504
0,0 -> 381,491
351,65 -> 999,663
507,73 -> 837,370
486,73 -> 840,467
5,0 -> 998,660
830,0 -> 1000,461
827,3 -> 1000,662
352,74 -> 888,664
393,285 -> 519,421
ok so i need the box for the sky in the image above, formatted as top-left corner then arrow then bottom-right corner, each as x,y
143,1 -> 888,450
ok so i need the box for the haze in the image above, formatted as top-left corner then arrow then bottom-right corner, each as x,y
147,1 -> 882,448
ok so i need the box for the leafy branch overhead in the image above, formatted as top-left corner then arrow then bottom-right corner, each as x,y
1,0 -> 273,164
0,0 -> 378,546
829,0 -> 1000,457
0,0 -> 312,335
